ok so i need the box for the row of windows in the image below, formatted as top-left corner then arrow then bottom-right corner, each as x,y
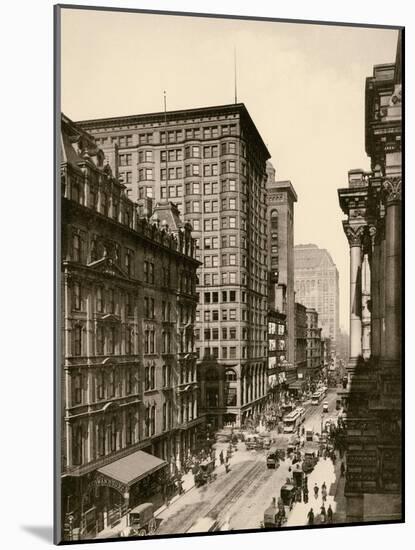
71,321 -> 193,357
71,325 -> 136,357
70,367 -> 137,406
203,253 -> 247,268
68,178 -> 133,228
204,290 -> 239,303
198,345 -> 267,360
71,412 -> 137,465
203,272 -> 238,285
144,363 -> 196,391
196,308 -> 237,321
198,327 -> 238,340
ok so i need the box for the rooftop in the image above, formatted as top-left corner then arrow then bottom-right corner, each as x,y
294,244 -> 337,270
76,102 -> 271,160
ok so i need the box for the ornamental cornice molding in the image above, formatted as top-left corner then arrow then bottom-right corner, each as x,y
382,177 -> 402,204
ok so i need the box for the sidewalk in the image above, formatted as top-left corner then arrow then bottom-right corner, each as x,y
330,456 -> 347,523
154,468 -> 195,517
95,468 -> 196,539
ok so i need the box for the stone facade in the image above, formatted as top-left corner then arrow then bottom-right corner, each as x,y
266,161 -> 298,385
294,302 -> 307,376
60,114 -> 200,537
305,308 -> 323,378
337,32 -> 402,522
267,309 -> 287,398
77,104 -> 271,430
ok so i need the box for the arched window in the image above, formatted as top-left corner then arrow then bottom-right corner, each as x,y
110,416 -> 118,452
72,424 -> 83,465
98,420 -> 106,456
225,369 -> 237,382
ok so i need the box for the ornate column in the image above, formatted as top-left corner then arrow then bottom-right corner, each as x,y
369,224 -> 381,359
343,223 -> 365,371
361,250 -> 371,360
382,177 -> 402,366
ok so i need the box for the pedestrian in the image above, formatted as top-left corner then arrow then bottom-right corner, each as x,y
313,483 -> 319,498
320,503 -> 327,523
219,450 -> 224,465
327,504 -> 333,524
340,462 -> 346,477
307,508 -> 314,525
322,487 -> 327,502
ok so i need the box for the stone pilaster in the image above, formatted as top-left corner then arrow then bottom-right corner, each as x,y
343,222 -> 366,371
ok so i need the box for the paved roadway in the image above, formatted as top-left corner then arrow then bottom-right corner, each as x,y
156,390 -> 339,535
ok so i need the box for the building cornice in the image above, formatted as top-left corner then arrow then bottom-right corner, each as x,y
76,103 -> 271,160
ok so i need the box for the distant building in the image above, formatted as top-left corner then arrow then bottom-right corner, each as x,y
266,161 -> 298,385
294,244 -> 340,348
78,103 -> 271,430
306,308 -> 322,379
267,309 -> 287,400
60,114 -> 200,539
294,302 -> 307,383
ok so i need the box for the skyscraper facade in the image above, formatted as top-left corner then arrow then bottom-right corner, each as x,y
78,103 -> 271,429
294,244 -> 340,348
266,161 -> 298,384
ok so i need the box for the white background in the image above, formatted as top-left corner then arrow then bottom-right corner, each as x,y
1,1 -> 413,548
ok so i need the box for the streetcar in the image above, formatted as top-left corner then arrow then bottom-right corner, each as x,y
283,407 -> 305,434
311,390 -> 324,405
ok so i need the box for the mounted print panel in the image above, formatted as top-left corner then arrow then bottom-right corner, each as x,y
54,4 -> 404,544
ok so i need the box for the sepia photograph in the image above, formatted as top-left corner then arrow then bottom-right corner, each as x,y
55,5 -> 403,544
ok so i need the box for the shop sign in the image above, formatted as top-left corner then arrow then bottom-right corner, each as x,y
92,473 -> 127,495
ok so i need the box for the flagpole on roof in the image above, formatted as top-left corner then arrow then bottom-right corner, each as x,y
234,47 -> 238,104
164,91 -> 168,190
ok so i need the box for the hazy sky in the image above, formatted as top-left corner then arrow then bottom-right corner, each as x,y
61,8 -> 398,331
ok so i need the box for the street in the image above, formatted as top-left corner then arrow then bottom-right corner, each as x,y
156,390 -> 340,534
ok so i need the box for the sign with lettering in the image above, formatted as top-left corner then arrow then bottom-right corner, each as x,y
91,473 -> 127,495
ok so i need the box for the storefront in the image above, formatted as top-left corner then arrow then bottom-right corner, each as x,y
63,450 -> 168,540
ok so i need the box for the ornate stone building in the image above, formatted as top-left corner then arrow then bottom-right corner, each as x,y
78,103 -> 271,430
337,31 -> 402,522
60,115 -> 200,538
305,308 -> 323,379
266,161 -> 298,385
294,302 -> 307,386
267,309 -> 287,401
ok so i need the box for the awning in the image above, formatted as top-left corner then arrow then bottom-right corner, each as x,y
98,450 -> 167,487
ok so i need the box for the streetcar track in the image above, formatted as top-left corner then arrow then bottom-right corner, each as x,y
159,392 -> 338,535
158,458 -> 264,534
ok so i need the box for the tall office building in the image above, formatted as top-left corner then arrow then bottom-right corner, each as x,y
294,244 -> 340,348
78,103 -> 271,429
266,161 -> 298,383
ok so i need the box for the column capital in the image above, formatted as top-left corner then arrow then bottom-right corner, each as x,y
382,177 -> 402,205
343,222 -> 366,247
